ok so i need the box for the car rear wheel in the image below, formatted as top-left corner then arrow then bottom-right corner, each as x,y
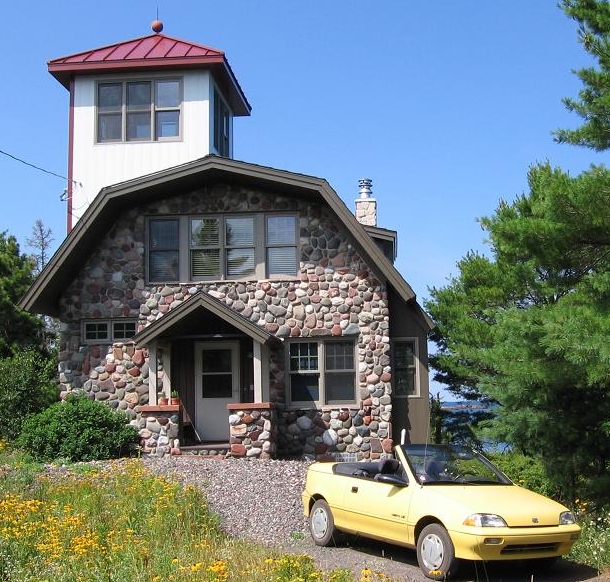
309,499 -> 336,546
417,523 -> 458,580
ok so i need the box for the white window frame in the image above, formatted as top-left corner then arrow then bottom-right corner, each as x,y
96,77 -> 183,143
83,319 -> 137,344
392,338 -> 419,398
146,213 -> 299,283
287,339 -> 357,408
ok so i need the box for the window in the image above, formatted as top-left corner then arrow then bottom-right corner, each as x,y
190,216 -> 255,279
393,339 -> 418,396
148,214 -> 298,283
213,89 -> 231,156
267,216 -> 298,276
97,79 -> 181,142
288,340 -> 356,407
149,219 -> 180,281
83,320 -> 137,344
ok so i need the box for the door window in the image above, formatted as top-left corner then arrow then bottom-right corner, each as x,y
200,348 -> 233,398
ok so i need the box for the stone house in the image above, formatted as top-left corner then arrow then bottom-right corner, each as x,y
19,26 -> 433,459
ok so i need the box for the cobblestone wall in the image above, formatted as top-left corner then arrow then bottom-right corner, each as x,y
57,183 -> 393,458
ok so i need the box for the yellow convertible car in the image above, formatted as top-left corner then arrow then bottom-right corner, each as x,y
302,444 -> 580,580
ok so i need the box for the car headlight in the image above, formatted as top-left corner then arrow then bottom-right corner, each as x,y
560,511 -> 576,525
463,513 -> 508,527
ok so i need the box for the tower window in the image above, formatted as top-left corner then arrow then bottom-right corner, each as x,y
97,79 -> 181,143
213,89 -> 231,157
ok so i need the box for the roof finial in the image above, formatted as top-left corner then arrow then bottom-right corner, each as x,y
151,7 -> 163,33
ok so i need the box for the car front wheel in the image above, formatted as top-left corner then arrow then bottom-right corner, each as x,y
417,523 -> 458,580
309,499 -> 336,546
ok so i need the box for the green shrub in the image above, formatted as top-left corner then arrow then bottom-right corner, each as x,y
568,509 -> 610,573
0,349 -> 58,440
488,450 -> 559,499
16,393 -> 139,462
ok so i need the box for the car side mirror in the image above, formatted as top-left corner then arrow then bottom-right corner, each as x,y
374,473 -> 409,487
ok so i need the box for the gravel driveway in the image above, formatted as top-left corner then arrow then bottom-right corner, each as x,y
143,455 -> 608,582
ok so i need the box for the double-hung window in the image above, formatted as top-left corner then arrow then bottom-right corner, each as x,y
288,340 -> 356,407
148,214 -> 298,283
393,339 -> 418,396
149,219 -> 180,281
190,216 -> 255,279
97,79 -> 181,142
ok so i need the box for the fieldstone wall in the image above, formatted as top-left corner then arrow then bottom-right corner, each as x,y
139,405 -> 180,456
56,183 -> 394,458
228,403 -> 277,459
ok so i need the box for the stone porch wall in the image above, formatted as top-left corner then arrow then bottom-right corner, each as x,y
227,403 -> 277,459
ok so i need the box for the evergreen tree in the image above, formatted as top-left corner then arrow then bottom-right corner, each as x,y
426,163 -> 610,503
0,231 -> 43,357
555,0 -> 610,149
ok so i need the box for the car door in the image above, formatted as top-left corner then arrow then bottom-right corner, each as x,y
342,467 -> 415,544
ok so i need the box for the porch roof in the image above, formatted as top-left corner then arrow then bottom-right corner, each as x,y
133,291 -> 282,347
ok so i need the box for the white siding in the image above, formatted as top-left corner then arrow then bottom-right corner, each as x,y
70,70 -> 214,224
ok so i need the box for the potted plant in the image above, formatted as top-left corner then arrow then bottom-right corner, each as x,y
158,393 -> 169,405
170,390 -> 180,405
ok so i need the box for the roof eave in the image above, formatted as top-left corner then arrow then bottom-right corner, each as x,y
20,156 -> 427,327
48,58 -> 251,116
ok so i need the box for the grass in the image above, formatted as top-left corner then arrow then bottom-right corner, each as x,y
1,439 -> 608,581
0,441 -> 396,582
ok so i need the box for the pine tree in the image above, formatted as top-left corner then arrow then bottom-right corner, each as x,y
555,0 -> 610,149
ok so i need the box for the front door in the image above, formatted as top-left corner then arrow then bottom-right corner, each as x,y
194,341 -> 239,441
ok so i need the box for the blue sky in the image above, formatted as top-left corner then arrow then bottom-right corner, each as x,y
1,1 -> 606,307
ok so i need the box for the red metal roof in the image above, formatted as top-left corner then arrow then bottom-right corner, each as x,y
48,33 -> 250,115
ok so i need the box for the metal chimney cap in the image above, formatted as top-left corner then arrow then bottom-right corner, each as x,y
358,178 -> 373,199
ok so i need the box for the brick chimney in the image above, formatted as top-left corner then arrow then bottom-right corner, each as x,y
355,178 -> 377,226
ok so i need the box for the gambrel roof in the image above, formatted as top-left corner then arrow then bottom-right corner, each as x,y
19,155 -> 432,329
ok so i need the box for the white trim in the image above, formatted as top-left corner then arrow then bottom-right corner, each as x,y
253,341 -> 263,402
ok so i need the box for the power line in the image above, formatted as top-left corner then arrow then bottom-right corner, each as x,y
0,146 -> 80,185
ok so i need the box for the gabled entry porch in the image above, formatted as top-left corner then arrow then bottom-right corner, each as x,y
134,292 -> 281,457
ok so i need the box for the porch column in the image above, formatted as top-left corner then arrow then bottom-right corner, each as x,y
252,341 -> 268,402
148,342 -> 158,403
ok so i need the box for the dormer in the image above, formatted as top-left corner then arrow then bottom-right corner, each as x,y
48,23 -> 251,231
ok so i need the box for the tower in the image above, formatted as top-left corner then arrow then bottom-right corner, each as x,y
48,22 -> 251,231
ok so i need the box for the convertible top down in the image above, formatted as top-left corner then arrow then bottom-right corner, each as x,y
302,444 -> 580,580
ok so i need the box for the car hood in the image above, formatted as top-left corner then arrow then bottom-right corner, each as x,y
422,484 -> 570,527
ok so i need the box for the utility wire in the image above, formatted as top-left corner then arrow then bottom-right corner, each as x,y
0,146 -> 80,185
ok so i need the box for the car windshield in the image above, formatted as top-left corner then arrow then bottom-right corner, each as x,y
401,444 -> 512,485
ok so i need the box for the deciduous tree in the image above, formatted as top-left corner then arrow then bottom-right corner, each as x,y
0,231 -> 43,357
